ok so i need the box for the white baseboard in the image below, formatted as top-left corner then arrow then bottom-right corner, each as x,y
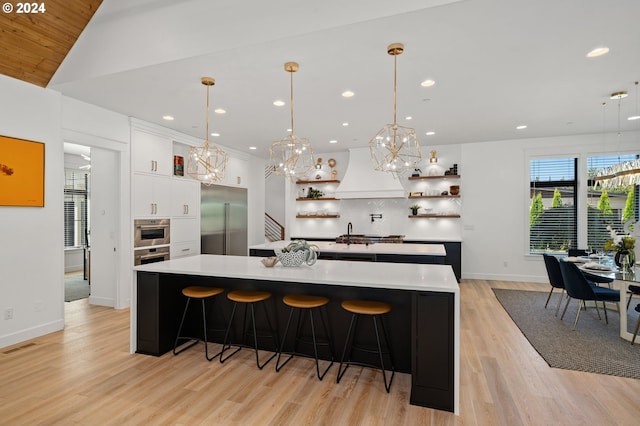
462,272 -> 548,283
88,296 -> 115,307
0,319 -> 64,350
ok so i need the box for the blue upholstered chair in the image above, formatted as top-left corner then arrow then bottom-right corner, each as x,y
559,261 -> 620,330
632,304 -> 640,345
627,285 -> 640,310
542,254 -> 566,316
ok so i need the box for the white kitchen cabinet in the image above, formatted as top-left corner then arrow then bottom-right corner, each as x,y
133,174 -> 171,217
132,129 -> 173,176
171,178 -> 200,218
170,217 -> 200,258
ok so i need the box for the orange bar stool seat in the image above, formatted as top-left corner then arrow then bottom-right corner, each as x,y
275,294 -> 334,380
336,299 -> 395,392
219,290 -> 279,369
173,286 -> 224,361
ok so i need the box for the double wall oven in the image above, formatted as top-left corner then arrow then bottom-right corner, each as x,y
134,219 -> 170,265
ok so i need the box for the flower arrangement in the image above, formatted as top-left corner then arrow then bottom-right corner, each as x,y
275,239 -> 319,266
603,225 -> 636,252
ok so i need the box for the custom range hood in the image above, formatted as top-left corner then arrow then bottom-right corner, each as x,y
334,147 -> 405,199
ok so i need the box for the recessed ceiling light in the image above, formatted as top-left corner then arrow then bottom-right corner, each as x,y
405,116 -> 412,120
329,140 -> 338,144
342,90 -> 355,98
629,115 -> 640,121
273,100 -> 285,106
420,79 -> 435,87
516,125 -> 527,130
249,146 -> 257,150
162,115 -> 174,121
586,47 -> 609,58
425,131 -> 435,136
211,132 -> 220,137
342,122 -> 349,127
214,108 -> 226,114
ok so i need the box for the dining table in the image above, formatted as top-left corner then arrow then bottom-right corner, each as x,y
570,255 -> 640,342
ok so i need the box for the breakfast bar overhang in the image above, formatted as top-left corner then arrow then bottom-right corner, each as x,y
132,255 -> 459,414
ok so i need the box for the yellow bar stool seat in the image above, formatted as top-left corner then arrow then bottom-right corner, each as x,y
275,294 -> 334,380
337,299 -> 395,392
173,286 -> 224,361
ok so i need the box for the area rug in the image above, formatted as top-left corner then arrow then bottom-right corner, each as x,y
493,288 -> 640,379
65,275 -> 90,302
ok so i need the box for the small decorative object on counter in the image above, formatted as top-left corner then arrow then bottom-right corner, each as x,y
275,239 -> 319,266
409,204 -> 421,215
412,168 -> 422,177
449,185 -> 459,195
260,256 -> 279,267
331,169 -> 338,180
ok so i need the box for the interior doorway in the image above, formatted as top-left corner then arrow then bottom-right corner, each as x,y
63,143 -> 120,307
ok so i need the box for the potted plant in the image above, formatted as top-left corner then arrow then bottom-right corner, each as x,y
409,204 -> 421,216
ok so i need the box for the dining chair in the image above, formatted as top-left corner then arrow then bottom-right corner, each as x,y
568,249 -> 588,257
632,303 -> 640,345
627,285 -> 640,310
542,254 -> 565,316
559,261 -> 620,330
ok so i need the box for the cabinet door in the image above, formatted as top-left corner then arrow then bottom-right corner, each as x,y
133,174 -> 171,217
170,217 -> 200,244
171,178 -> 200,217
132,129 -> 173,175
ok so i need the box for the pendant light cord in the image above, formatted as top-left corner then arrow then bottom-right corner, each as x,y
290,69 -> 295,138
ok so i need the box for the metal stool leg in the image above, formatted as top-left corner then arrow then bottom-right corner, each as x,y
373,315 -> 395,393
219,302 -> 241,363
337,313 -> 358,383
173,298 -> 199,355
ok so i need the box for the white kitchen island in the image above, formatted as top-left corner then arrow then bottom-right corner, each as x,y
133,254 -> 459,414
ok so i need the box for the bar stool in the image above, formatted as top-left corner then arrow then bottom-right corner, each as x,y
219,290 -> 279,369
336,299 -> 395,392
173,286 -> 224,361
275,294 -> 334,380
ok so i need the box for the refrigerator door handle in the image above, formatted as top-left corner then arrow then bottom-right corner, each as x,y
224,202 -> 231,255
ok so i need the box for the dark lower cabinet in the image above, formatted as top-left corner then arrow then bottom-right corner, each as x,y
135,271 -> 456,413
411,291 -> 455,412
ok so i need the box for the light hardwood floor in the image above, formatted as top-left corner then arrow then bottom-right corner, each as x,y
1,279 -> 639,425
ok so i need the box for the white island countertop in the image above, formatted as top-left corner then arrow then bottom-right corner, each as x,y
135,254 -> 458,293
250,240 -> 446,257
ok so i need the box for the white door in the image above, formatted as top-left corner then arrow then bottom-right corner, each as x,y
89,148 -> 119,307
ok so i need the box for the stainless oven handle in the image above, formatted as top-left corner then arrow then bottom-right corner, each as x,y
136,224 -> 169,229
136,253 -> 168,260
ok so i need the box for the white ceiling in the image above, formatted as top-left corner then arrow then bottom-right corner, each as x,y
51,0 -> 640,159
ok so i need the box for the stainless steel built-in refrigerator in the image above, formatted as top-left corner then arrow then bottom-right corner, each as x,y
201,185 -> 248,256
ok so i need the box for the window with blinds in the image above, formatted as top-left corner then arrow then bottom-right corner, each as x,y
529,158 -> 577,253
587,154 -> 639,250
64,170 -> 89,248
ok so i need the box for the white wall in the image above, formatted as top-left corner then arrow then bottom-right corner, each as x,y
461,130 -> 640,282
0,75 -> 65,348
287,146 -> 462,240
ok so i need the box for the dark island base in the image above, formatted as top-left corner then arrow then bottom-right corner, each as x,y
136,271 -> 455,413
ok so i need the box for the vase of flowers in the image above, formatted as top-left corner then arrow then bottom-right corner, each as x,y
604,225 -> 636,269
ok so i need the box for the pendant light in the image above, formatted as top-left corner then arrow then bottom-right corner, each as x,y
369,43 -> 422,177
269,62 -> 314,178
187,76 -> 228,185
594,86 -> 640,189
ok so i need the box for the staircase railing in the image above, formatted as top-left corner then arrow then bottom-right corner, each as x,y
265,212 -> 284,242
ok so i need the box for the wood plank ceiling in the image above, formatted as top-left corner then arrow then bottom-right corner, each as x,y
0,0 -> 102,87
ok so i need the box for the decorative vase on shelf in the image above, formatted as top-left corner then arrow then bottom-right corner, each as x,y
614,250 -> 635,270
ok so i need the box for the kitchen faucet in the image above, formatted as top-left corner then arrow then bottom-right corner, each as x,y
347,222 -> 353,245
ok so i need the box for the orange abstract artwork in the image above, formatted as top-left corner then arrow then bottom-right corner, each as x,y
0,135 -> 45,207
